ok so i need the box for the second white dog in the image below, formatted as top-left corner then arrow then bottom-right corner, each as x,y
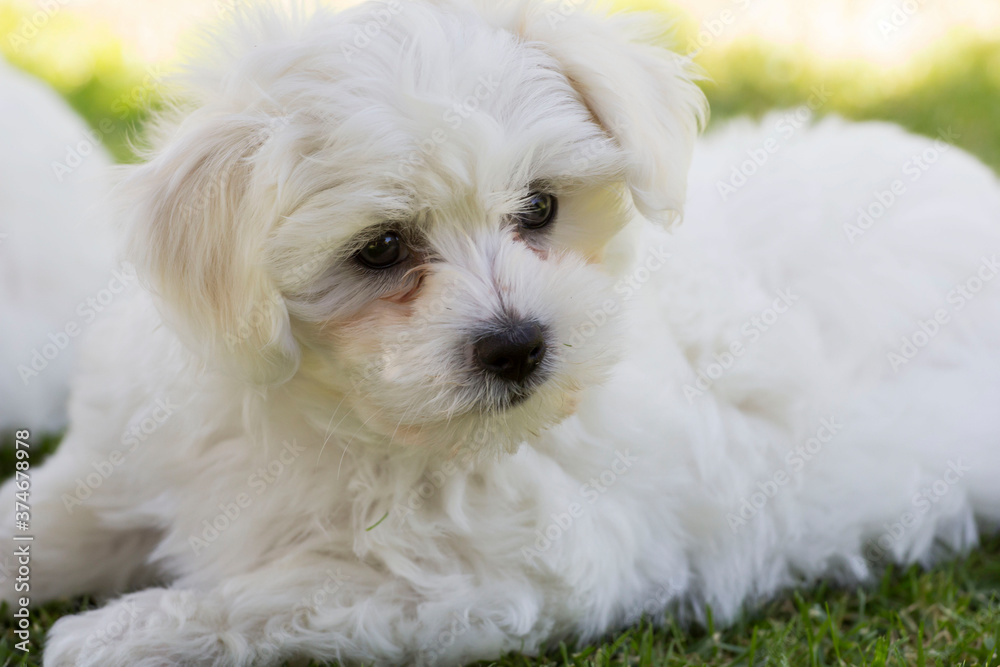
3,1 -> 1000,665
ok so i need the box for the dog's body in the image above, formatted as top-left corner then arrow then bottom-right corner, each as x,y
3,2 -> 1000,665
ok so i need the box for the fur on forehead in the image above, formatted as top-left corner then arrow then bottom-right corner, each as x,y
256,6 -> 635,272
158,0 -> 705,226
120,0 -> 705,385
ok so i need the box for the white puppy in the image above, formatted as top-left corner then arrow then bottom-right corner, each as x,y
0,61 -> 116,433
3,1 -> 1000,665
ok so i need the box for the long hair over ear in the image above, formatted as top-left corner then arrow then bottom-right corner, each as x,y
463,0 -> 708,224
119,107 -> 300,385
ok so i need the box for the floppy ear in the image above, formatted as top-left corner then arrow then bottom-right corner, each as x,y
120,110 -> 299,385
517,3 -> 707,224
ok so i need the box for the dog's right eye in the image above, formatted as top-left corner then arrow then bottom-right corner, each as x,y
516,191 -> 558,230
357,231 -> 410,269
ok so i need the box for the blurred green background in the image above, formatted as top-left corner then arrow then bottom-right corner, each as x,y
2,0 -> 1000,169
2,0 -> 999,665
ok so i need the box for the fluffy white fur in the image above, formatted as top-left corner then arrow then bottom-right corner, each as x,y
0,60 -> 116,432
3,1 -> 1000,665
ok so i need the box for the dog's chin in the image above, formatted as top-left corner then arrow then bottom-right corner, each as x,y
497,390 -> 531,409
350,381 -> 583,458
478,373 -> 550,412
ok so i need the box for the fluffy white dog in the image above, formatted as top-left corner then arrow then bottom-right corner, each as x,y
3,1 -> 1000,665
0,61 -> 115,433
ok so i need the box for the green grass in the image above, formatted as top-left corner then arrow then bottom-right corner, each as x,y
1,519 -> 998,666
0,0 -> 159,162
695,32 -> 1000,172
3,0 -> 1000,665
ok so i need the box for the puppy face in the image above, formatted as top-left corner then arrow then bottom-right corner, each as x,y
121,0 -> 705,456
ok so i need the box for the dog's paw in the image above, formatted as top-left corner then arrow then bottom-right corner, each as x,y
44,588 -> 248,667
44,590 -> 177,667
44,609 -> 125,667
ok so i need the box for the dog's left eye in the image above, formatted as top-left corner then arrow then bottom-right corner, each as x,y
516,191 -> 558,230
357,231 -> 410,269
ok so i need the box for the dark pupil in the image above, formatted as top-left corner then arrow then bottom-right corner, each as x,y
360,232 -> 401,268
521,192 -> 554,228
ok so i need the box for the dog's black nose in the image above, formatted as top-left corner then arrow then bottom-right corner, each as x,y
473,321 -> 547,384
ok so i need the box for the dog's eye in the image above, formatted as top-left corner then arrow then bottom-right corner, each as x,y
357,231 -> 410,269
516,191 -> 557,230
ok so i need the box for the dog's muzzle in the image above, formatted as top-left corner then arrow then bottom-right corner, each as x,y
472,319 -> 547,405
